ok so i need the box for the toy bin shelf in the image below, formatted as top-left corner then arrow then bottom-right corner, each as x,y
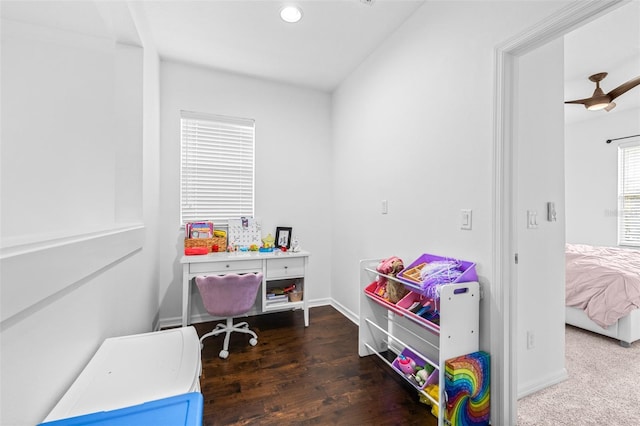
358,258 -> 480,426
395,253 -> 478,296
391,347 -> 438,390
363,278 -> 441,335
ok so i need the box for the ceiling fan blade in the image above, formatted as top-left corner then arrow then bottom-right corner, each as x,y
604,102 -> 616,112
607,75 -> 640,101
564,98 -> 591,105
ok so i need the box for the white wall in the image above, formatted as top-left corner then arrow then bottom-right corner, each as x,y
565,109 -> 640,246
157,61 -> 333,325
331,0 -> 565,337
0,3 -> 161,424
330,0 -> 568,420
515,38 -> 567,397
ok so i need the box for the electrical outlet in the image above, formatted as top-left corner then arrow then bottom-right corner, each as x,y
527,331 -> 535,349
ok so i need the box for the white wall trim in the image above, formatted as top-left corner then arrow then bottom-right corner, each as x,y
157,298 -> 334,331
517,368 -> 569,400
492,1 -> 627,424
330,299 -> 359,326
1,224 -> 145,325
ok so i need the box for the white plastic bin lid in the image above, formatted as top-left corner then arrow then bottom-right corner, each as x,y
44,326 -> 201,422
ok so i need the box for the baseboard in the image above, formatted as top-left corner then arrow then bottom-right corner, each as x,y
158,297 -> 334,330
329,299 -> 359,326
517,367 -> 568,399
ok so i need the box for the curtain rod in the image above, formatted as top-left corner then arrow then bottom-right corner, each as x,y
606,134 -> 640,144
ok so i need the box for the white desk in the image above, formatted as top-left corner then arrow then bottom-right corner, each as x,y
180,250 -> 310,327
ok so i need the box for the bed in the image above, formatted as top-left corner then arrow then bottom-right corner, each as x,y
565,243 -> 640,347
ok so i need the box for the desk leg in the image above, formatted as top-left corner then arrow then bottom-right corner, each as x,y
303,257 -> 309,327
182,266 -> 190,327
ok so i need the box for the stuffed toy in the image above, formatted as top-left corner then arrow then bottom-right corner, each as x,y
376,256 -> 408,303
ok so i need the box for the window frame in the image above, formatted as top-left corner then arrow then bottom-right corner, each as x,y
180,110 -> 255,227
617,141 -> 640,247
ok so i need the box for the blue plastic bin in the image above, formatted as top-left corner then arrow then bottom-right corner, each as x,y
38,392 -> 203,426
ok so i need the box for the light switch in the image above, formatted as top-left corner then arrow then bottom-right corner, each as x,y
527,210 -> 538,229
461,209 -> 472,230
381,200 -> 388,215
547,202 -> 556,222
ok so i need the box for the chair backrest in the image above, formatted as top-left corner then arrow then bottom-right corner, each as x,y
195,273 -> 263,317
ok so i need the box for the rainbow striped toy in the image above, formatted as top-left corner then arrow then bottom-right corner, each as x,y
444,351 -> 490,425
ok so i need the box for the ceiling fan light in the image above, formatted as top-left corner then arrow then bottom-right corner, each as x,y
280,6 -> 302,23
587,102 -> 609,111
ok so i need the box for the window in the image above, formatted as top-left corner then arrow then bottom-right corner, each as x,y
618,143 -> 640,246
180,111 -> 255,226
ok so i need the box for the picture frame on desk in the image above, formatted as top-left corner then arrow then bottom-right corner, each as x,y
275,227 -> 292,249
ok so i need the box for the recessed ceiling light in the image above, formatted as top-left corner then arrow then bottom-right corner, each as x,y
280,6 -> 302,23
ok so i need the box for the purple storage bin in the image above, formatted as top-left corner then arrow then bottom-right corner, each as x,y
391,348 -> 438,390
396,253 -> 477,296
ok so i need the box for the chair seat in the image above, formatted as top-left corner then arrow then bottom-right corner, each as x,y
195,273 -> 262,359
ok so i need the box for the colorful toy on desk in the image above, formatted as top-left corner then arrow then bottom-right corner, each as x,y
262,233 -> 275,249
184,247 -> 208,256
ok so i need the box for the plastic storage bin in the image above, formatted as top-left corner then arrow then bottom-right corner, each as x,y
396,291 -> 440,327
43,327 -> 202,423
396,253 -> 477,295
391,348 -> 438,390
39,392 -> 203,426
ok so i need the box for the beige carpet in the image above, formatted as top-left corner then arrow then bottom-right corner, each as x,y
517,325 -> 640,425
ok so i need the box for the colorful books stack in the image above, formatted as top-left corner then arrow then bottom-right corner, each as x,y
266,293 -> 289,304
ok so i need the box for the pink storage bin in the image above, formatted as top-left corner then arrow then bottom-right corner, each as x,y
396,291 -> 440,331
364,281 -> 406,317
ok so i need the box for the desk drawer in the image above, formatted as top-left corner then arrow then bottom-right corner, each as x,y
266,258 -> 304,278
190,259 -> 262,275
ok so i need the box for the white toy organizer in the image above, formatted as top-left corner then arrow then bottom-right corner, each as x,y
358,258 -> 480,426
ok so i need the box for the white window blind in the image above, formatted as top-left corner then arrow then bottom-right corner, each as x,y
618,143 -> 640,246
180,111 -> 255,226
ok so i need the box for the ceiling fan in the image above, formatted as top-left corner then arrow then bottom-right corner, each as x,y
565,72 -> 640,112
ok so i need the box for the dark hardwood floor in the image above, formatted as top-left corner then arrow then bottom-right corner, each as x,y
192,305 -> 437,426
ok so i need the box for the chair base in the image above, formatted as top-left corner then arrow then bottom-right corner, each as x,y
199,317 -> 258,359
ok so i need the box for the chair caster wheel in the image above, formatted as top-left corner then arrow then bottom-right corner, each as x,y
249,338 -> 258,346
219,350 -> 229,359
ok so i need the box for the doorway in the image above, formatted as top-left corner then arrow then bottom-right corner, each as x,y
491,1 -> 628,424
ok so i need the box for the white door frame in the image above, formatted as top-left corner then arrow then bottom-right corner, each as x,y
491,1 -> 627,424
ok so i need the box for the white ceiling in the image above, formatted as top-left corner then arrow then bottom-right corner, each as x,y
138,0 -> 426,91
2,0 -> 637,111
564,1 -> 640,123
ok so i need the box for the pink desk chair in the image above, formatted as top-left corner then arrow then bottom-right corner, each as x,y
195,273 -> 263,359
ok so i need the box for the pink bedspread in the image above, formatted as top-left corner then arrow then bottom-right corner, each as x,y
565,244 -> 640,327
